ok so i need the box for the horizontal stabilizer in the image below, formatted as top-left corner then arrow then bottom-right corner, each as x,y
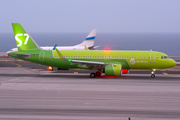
8,53 -> 31,58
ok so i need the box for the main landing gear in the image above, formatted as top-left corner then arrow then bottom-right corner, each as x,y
96,71 -> 101,76
90,70 -> 102,78
151,69 -> 155,78
151,74 -> 155,78
90,73 -> 96,78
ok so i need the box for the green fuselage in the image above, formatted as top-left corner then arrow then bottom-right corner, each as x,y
9,50 -> 176,70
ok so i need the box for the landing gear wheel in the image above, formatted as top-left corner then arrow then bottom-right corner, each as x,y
96,71 -> 101,76
151,74 -> 155,78
90,73 -> 96,78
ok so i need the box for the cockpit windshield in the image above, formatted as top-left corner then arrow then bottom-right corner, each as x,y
161,56 -> 169,59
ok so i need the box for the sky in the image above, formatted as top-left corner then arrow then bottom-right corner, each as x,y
1,0 -> 180,33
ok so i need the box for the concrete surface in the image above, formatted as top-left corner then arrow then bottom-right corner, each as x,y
0,66 -> 180,120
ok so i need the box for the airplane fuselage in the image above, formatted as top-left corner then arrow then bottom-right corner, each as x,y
9,50 -> 176,70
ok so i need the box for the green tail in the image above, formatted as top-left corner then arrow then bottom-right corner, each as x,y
12,23 -> 40,51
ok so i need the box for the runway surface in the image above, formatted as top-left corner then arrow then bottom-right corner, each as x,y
0,62 -> 180,120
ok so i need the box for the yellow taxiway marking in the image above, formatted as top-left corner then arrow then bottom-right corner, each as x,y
74,72 -> 78,74
163,72 -> 168,75
13,63 -> 22,68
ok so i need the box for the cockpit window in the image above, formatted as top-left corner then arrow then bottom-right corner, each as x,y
161,56 -> 169,59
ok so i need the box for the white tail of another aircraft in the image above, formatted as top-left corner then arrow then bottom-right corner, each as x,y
76,29 -> 97,49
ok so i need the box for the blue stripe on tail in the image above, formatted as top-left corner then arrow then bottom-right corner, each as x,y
85,36 -> 95,40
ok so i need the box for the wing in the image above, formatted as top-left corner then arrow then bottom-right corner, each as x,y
55,48 -> 110,68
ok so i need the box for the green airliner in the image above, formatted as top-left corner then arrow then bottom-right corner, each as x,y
8,23 -> 176,78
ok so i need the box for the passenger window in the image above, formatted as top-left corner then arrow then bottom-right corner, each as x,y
161,56 -> 163,59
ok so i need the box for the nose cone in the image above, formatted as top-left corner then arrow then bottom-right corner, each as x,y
169,59 -> 176,68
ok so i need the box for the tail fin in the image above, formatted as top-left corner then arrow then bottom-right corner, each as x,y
85,29 -> 97,41
12,23 -> 40,51
76,29 -> 97,48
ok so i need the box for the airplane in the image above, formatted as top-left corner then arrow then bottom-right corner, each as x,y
8,23 -> 176,78
7,28 -> 97,53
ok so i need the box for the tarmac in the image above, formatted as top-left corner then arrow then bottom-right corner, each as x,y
0,55 -> 180,120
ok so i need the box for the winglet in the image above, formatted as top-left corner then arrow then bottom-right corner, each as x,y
84,45 -> 89,50
55,48 -> 67,61
53,44 -> 57,50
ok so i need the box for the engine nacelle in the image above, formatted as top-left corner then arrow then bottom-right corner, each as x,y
122,69 -> 129,74
105,64 -> 122,76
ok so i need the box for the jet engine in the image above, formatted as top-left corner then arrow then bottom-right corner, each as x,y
105,64 -> 122,76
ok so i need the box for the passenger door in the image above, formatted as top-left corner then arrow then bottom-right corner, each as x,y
150,53 -> 155,63
39,52 -> 45,61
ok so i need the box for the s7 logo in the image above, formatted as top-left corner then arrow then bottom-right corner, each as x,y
15,33 -> 30,47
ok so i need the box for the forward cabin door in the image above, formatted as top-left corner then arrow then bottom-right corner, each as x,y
39,52 -> 45,61
150,53 -> 155,63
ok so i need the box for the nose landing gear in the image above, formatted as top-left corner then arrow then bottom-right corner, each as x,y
151,69 -> 155,78
151,74 -> 155,78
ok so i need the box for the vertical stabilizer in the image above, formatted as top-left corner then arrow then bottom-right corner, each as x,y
76,29 -> 97,48
12,23 -> 40,51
